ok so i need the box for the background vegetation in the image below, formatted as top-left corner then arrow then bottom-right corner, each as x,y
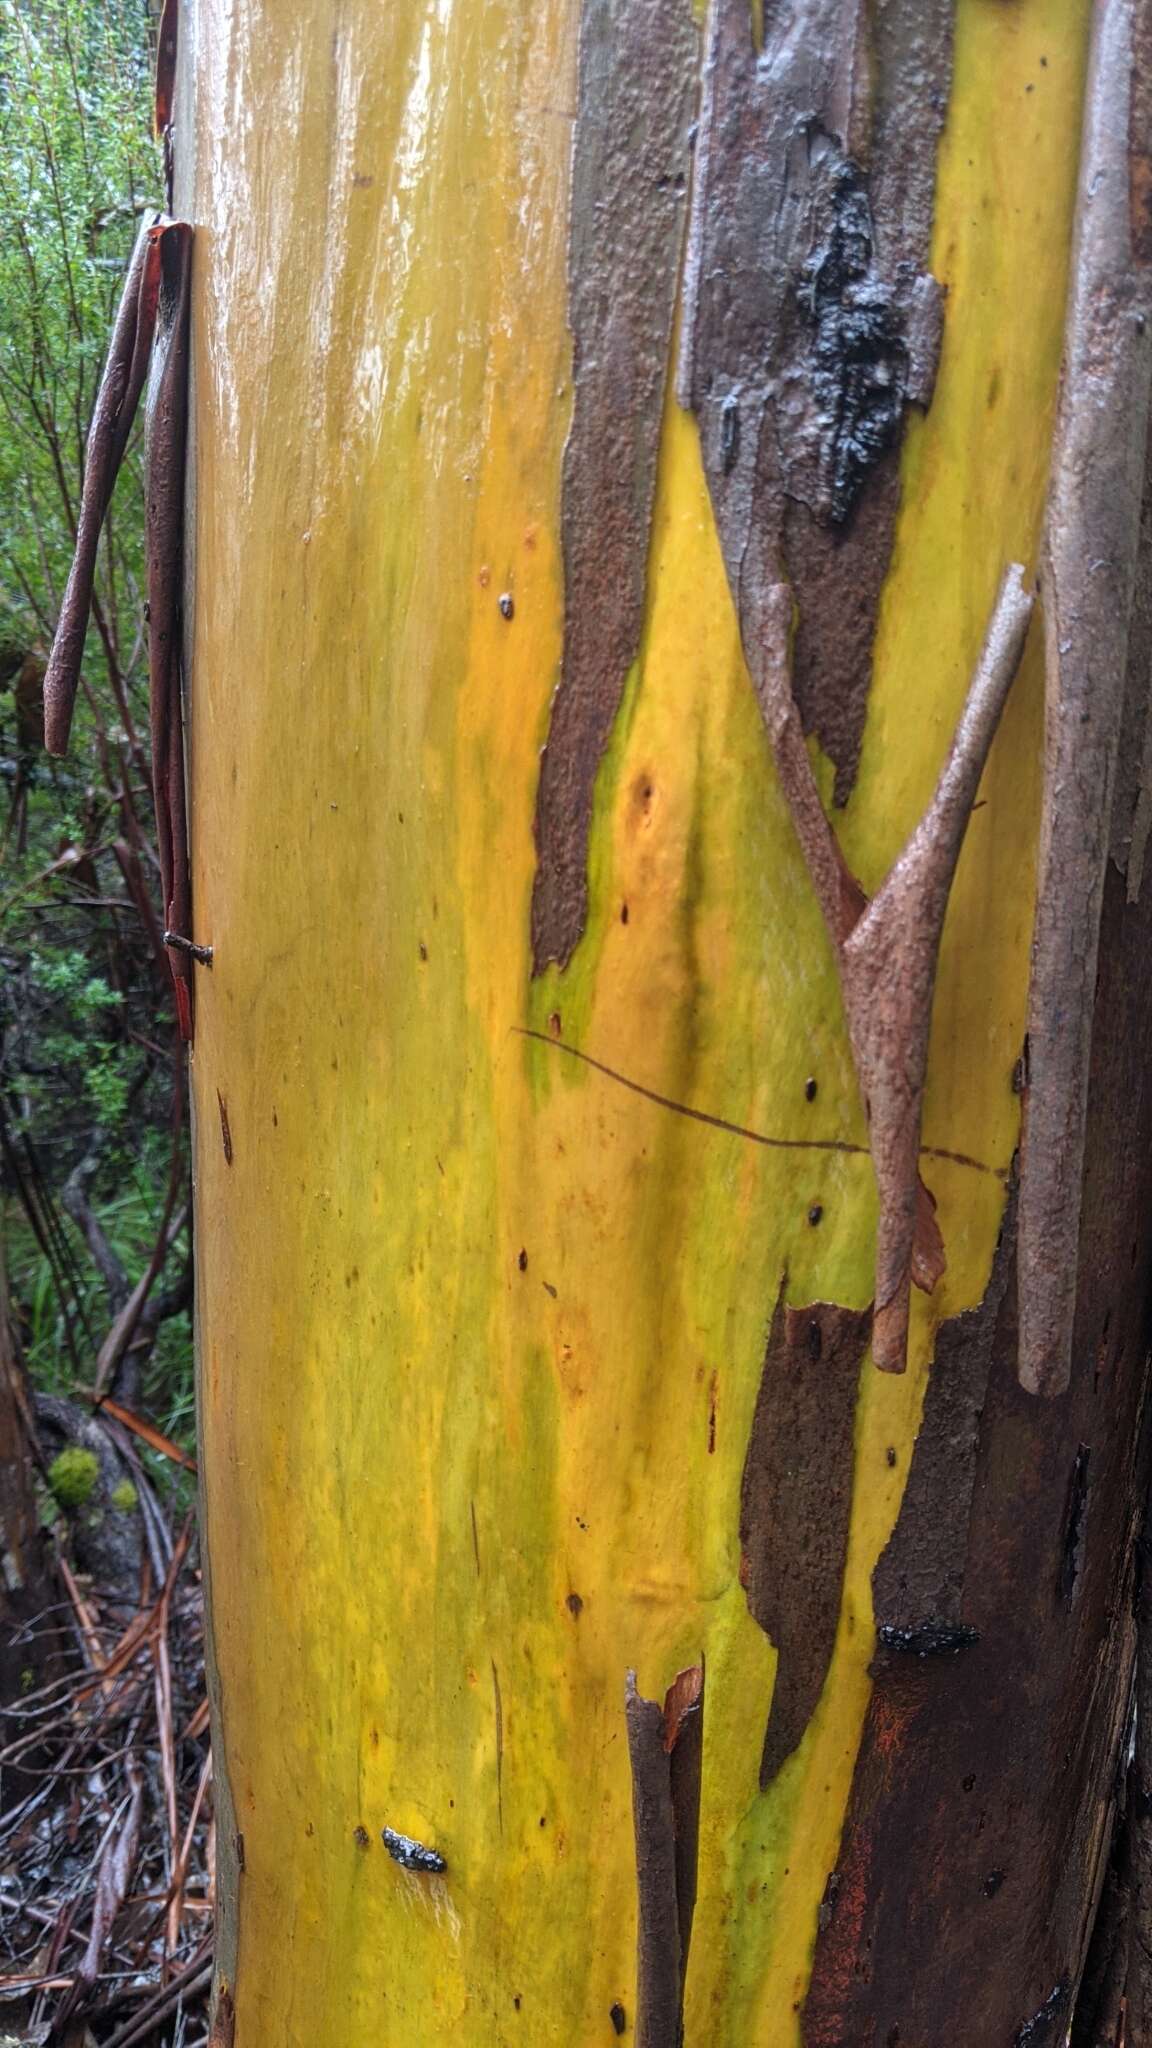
0,0 -> 193,1465
1,7 -> 210,2039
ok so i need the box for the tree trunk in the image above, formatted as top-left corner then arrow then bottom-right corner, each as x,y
177,0 -> 1152,2040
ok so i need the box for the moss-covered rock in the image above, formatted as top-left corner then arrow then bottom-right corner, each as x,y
46,1445 -> 100,1510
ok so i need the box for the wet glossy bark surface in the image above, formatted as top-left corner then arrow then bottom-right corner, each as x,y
176,0 -> 1152,2040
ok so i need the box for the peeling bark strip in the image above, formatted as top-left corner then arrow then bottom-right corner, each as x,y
679,0 -> 954,799
43,214 -> 163,756
625,1664 -> 703,2048
146,223 -> 194,1042
1018,0 -> 1152,1397
839,569 -> 1031,1368
529,0 -> 696,972
154,0 -> 179,137
754,568 -> 1031,1371
741,1295 -> 871,1784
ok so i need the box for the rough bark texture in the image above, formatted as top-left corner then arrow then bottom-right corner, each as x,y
803,860 -> 1152,2045
678,0 -> 953,802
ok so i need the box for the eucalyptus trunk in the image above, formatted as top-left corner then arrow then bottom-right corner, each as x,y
176,0 -> 1152,2041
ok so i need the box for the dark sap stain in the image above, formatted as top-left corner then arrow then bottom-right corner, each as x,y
798,155 -> 909,528
678,0 -> 954,799
875,1620 -> 979,1659
1057,1443 -> 1091,1608
1014,1982 -> 1068,2046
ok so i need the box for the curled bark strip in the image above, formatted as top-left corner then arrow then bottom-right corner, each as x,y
680,0 -> 954,799
529,0 -> 696,972
145,222 -> 194,1040
755,567 -> 1032,1371
625,1663 -> 703,2048
43,215 -> 162,755
741,1294 -> 872,1783
154,0 -> 179,139
842,565 -> 1033,1369
1018,0 -> 1152,1398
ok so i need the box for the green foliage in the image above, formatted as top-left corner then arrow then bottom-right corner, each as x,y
47,1442 -> 98,1508
0,0 -> 194,1473
110,1476 -> 137,1511
0,0 -> 157,656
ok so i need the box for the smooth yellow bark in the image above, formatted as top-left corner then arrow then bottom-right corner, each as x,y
185,0 -> 1087,2038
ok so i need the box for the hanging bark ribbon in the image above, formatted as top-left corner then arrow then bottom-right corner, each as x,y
43,213 -> 162,757
41,213 -> 197,1041
144,222 -> 194,1041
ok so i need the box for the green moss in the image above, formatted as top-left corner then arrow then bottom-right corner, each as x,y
47,1446 -> 99,1511
110,1479 -> 138,1513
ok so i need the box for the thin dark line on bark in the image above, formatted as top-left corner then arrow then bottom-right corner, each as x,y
515,1027 -> 1006,1180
